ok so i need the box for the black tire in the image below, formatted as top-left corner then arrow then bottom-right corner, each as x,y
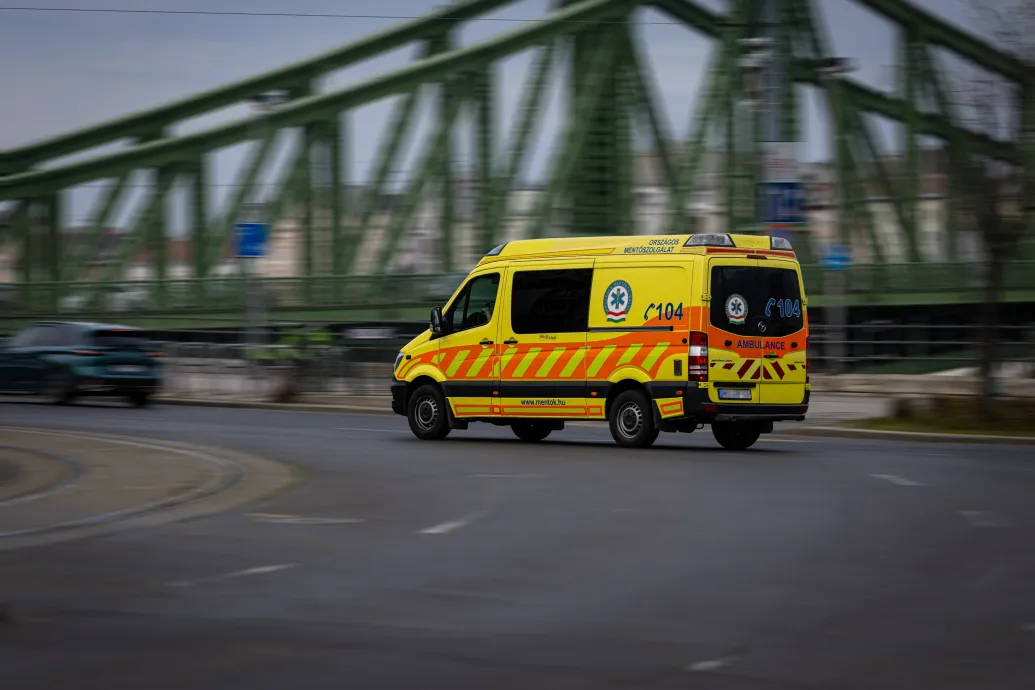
711,422 -> 761,450
608,389 -> 658,448
406,383 -> 451,441
128,391 -> 151,408
43,369 -> 74,405
511,421 -> 552,443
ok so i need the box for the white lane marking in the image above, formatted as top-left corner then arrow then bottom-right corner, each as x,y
254,516 -> 365,525
871,473 -> 924,487
167,563 -> 298,588
471,473 -> 546,479
960,510 -> 1015,528
686,657 -> 734,672
418,510 -> 487,535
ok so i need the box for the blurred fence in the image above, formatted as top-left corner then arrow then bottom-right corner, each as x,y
151,322 -> 1035,401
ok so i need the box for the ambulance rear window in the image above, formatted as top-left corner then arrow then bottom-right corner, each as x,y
710,266 -> 804,338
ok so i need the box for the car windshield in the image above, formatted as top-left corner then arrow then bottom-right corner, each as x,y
710,265 -> 804,338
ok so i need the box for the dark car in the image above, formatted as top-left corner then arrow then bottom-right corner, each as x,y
0,321 -> 164,406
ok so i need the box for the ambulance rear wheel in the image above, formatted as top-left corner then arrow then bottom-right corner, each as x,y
511,421 -> 552,443
711,422 -> 760,451
407,383 -> 451,441
609,389 -> 658,448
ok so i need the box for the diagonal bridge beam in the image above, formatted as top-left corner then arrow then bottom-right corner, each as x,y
0,0 -> 636,199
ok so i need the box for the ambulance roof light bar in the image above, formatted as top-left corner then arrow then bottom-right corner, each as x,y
485,242 -> 508,257
684,233 -> 735,248
770,236 -> 794,251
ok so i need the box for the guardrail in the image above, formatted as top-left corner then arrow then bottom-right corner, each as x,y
149,322 -> 1035,401
4,260 -> 1035,318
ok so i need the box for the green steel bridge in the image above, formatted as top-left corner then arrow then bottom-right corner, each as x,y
0,0 -> 1033,327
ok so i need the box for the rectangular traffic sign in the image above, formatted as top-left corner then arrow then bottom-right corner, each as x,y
234,222 -> 268,258
760,182 -> 806,225
820,243 -> 854,271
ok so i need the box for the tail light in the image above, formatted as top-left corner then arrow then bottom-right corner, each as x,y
688,331 -> 708,382
148,351 -> 167,358
70,349 -> 101,356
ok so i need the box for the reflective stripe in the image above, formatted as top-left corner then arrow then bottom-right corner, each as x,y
536,347 -> 567,377
446,350 -> 470,377
615,344 -> 642,367
512,347 -> 541,378
586,345 -> 616,377
559,349 -> 585,377
465,349 -> 493,377
640,343 -> 670,372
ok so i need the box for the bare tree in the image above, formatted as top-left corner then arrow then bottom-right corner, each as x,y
946,0 -> 1033,406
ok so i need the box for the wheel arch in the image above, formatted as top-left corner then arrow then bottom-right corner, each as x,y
604,378 -> 650,419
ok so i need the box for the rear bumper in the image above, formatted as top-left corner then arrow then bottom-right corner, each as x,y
73,376 -> 161,396
647,382 -> 809,423
684,387 -> 809,422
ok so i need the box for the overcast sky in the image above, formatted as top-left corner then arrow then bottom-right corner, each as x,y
0,0 -> 989,228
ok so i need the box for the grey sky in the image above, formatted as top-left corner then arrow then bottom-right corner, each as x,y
0,0 -> 985,228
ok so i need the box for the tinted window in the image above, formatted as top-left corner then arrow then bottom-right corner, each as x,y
511,269 -> 592,334
36,326 -> 75,347
445,273 -> 500,334
91,329 -> 151,350
8,326 -> 44,347
710,266 -> 804,338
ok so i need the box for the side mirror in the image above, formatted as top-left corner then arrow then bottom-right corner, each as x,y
430,306 -> 444,335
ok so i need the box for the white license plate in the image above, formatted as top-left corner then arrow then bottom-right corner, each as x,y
111,365 -> 144,373
717,388 -> 752,401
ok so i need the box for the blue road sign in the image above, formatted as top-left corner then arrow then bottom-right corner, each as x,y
820,244 -> 854,271
234,222 -> 268,258
761,182 -> 806,225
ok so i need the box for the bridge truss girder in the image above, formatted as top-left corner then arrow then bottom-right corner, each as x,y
0,0 -> 1031,318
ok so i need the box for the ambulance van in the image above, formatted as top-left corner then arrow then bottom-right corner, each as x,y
390,233 -> 810,450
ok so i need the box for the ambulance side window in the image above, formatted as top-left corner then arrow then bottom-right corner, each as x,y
445,273 -> 500,334
511,269 -> 593,334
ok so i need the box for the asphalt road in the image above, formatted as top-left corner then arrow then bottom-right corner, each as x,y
1,401 -> 1034,689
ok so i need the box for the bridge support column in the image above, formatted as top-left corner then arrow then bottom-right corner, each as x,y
566,3 -> 632,236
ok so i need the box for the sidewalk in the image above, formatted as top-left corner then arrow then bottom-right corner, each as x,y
0,427 -> 294,551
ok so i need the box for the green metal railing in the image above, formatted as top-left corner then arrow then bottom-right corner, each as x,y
1,0 -> 1032,315
3,262 -> 1033,323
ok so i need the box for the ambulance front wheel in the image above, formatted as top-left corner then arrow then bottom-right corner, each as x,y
608,389 -> 659,448
407,383 -> 451,441
711,421 -> 760,450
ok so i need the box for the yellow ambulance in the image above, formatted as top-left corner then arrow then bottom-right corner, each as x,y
390,233 -> 810,450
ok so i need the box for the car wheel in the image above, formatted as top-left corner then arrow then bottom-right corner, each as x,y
608,389 -> 658,448
406,383 -> 451,440
511,421 -> 552,443
711,422 -> 761,450
43,370 -> 74,405
128,391 -> 151,408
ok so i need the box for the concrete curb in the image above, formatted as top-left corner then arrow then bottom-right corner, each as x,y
156,396 -> 1034,446
778,425 -> 1035,445
158,396 -> 394,416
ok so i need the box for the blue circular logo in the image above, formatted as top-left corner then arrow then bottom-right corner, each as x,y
603,280 -> 632,323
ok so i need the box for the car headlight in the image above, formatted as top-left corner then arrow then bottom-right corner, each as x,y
393,351 -> 404,372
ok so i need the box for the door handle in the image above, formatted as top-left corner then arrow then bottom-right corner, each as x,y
479,339 -> 494,346
764,353 -> 779,359
503,338 -> 518,345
